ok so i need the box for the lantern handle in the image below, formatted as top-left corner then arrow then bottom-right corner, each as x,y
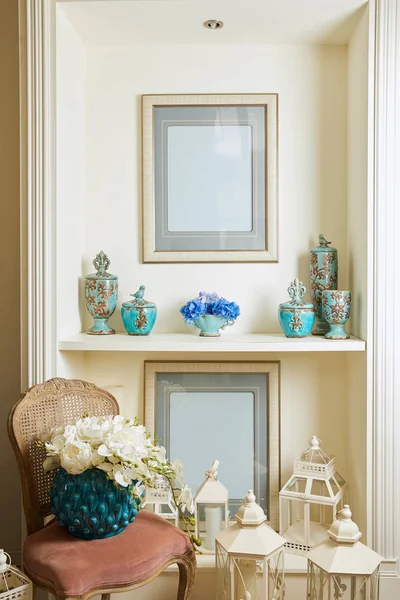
205,459 -> 219,480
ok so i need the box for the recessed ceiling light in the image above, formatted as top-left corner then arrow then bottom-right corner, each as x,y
203,20 -> 224,30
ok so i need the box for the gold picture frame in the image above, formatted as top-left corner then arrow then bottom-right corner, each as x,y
142,93 -> 278,263
144,360 -> 281,530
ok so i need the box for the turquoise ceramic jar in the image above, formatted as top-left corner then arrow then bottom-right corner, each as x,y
121,286 -> 157,335
279,279 -> 315,338
85,251 -> 118,335
322,290 -> 351,339
50,468 -> 142,539
309,234 -> 338,336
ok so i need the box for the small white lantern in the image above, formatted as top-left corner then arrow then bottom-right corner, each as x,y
279,436 -> 347,554
0,549 -> 32,600
216,490 -> 286,600
142,473 -> 179,527
194,460 -> 229,552
307,505 -> 382,600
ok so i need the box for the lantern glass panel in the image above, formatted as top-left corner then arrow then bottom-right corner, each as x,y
232,557 -> 262,600
216,542 -> 231,600
268,550 -> 285,600
300,445 -> 331,464
329,477 -> 340,495
287,477 -> 307,494
311,479 -> 331,498
309,564 -> 380,600
334,472 -> 346,487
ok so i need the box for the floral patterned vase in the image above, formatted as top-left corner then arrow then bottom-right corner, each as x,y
50,468 -> 142,540
322,290 -> 351,340
278,278 -> 315,338
309,235 -> 338,336
121,286 -> 157,335
193,314 -> 234,337
85,251 -> 118,335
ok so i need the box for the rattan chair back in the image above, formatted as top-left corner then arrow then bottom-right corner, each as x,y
8,378 -> 119,535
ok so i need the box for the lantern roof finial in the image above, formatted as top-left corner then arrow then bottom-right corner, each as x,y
235,490 -> 266,527
328,504 -> 362,544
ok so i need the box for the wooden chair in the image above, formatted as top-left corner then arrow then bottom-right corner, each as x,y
8,377 -> 196,600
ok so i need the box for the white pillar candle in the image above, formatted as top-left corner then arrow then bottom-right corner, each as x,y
204,505 -> 222,551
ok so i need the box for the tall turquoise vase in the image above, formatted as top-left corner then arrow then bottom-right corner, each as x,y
50,468 -> 142,539
85,251 -> 118,335
309,235 -> 338,336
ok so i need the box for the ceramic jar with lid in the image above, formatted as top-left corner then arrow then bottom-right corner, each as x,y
84,251 -> 118,335
278,278 -> 315,338
121,286 -> 157,335
309,234 -> 338,336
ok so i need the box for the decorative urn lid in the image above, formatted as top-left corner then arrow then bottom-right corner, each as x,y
310,234 -> 337,253
122,285 -> 156,308
279,278 -> 314,310
85,251 -> 118,280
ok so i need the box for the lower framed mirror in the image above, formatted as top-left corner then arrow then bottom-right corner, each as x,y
144,361 -> 280,531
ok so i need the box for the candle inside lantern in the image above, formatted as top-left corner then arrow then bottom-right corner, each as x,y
205,505 -> 222,551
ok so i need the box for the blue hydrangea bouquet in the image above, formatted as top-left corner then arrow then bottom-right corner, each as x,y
180,292 -> 240,337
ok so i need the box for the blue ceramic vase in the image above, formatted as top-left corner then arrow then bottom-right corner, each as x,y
309,235 -> 338,336
322,290 -> 351,340
121,286 -> 157,335
193,314 -> 234,337
50,468 -> 142,539
279,278 -> 315,338
85,251 -> 118,335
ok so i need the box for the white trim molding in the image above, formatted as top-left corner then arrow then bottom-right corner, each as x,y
372,0 -> 400,581
23,0 -> 57,386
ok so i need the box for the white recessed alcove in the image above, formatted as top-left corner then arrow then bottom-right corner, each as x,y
55,1 -> 372,597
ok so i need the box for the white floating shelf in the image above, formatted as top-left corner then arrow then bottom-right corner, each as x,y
58,332 -> 366,352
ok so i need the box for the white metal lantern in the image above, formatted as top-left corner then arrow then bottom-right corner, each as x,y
0,549 -> 32,600
279,435 -> 347,554
216,490 -> 286,600
307,505 -> 382,600
142,473 -> 179,527
194,460 -> 229,552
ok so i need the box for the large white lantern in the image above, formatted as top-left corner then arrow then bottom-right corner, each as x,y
216,490 -> 286,600
307,505 -> 382,600
194,460 -> 229,552
142,474 -> 179,527
279,436 -> 347,553
0,549 -> 32,600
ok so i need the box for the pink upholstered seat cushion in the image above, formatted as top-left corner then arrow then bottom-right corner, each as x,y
24,511 -> 192,596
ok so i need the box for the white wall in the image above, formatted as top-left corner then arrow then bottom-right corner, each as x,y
81,43 -> 348,335
346,5 -> 369,538
56,6 -> 87,377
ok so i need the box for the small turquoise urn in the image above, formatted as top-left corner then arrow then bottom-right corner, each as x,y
121,286 -> 157,335
279,278 -> 315,338
322,290 -> 351,340
309,234 -> 338,336
50,468 -> 142,540
85,251 -> 118,335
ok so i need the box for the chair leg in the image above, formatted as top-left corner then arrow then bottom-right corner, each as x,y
177,551 -> 196,600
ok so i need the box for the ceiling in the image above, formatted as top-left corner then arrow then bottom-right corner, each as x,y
59,0 -> 368,45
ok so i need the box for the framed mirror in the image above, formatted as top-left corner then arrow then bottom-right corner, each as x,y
144,361 -> 280,530
142,94 -> 278,263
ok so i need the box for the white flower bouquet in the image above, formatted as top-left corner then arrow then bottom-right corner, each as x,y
41,414 -> 199,547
